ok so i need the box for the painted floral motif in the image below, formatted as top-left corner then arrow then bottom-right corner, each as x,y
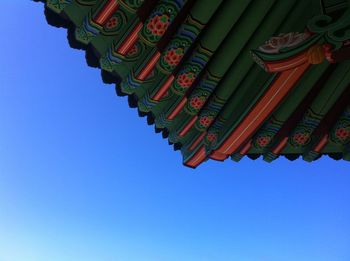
176,72 -> 196,88
100,11 -> 126,36
164,47 -> 184,66
335,127 -> 350,142
330,107 -> 350,145
289,109 -> 321,147
146,14 -> 170,37
199,115 -> 213,128
140,3 -> 181,45
292,132 -> 310,146
207,132 -> 217,143
259,32 -> 310,54
189,96 -> 205,110
256,136 -> 271,148
105,17 -> 118,29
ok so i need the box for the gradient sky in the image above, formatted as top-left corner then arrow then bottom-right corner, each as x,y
0,2 -> 350,261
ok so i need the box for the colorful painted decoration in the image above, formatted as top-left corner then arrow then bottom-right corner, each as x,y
38,0 -> 350,167
259,32 -> 311,54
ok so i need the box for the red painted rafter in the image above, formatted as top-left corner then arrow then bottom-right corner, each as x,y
117,22 -> 143,55
136,51 -> 161,80
94,0 -> 119,26
213,63 -> 310,157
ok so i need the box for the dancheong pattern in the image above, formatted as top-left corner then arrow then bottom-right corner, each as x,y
289,109 -> 323,148
38,0 -> 350,167
331,106 -> 350,145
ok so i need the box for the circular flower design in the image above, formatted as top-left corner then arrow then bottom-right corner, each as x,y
335,127 -> 350,140
105,17 -> 118,29
256,136 -> 271,147
190,96 -> 205,110
177,72 -> 196,88
147,14 -> 170,36
199,116 -> 213,128
207,132 -> 217,143
163,47 -> 184,66
293,132 -> 310,145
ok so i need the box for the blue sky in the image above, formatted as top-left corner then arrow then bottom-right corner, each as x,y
0,2 -> 349,261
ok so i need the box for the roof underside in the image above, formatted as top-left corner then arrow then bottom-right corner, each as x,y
37,0 -> 350,167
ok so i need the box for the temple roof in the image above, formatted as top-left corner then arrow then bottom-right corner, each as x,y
37,0 -> 350,167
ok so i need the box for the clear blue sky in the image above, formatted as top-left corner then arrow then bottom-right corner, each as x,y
0,2 -> 349,261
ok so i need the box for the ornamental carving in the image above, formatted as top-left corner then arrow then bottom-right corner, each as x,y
258,32 -> 310,54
